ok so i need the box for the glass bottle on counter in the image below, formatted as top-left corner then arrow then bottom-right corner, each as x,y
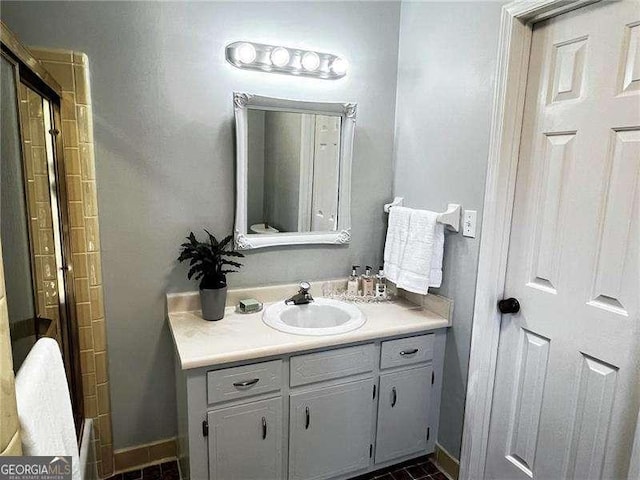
347,265 -> 361,296
362,266 -> 375,297
375,266 -> 387,299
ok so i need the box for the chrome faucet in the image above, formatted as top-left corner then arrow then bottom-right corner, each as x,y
285,281 -> 314,305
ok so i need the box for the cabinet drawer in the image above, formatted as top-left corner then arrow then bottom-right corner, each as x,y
380,334 -> 434,369
207,360 -> 282,404
290,344 -> 375,387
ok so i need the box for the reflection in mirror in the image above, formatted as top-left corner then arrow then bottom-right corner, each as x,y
234,93 -> 356,250
1,55 -> 37,369
246,110 -> 342,234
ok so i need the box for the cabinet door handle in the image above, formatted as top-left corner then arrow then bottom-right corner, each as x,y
233,378 -> 260,387
305,407 -> 310,429
391,387 -> 397,407
262,416 -> 267,439
399,348 -> 419,356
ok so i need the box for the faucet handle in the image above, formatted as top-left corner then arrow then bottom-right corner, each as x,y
299,281 -> 311,292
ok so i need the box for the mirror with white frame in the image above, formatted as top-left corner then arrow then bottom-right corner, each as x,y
233,93 -> 356,250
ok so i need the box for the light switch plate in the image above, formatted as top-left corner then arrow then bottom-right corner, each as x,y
463,210 -> 477,238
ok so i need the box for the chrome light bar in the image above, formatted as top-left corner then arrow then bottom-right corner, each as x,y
225,41 -> 348,80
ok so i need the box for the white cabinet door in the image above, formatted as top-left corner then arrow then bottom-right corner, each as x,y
289,379 -> 374,480
375,365 -> 432,464
207,397 -> 283,480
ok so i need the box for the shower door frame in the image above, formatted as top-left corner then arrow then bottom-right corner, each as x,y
1,22 -> 84,437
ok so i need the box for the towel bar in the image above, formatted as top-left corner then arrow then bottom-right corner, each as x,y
383,196 -> 461,232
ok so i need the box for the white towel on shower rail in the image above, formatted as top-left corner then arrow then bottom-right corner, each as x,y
384,206 -> 444,294
15,338 -> 81,480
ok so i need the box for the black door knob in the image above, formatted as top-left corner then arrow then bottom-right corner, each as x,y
498,298 -> 520,314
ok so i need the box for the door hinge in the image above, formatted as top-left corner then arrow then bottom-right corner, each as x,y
202,419 -> 209,437
373,384 -> 376,400
369,444 -> 373,458
427,427 -> 430,441
431,371 -> 435,385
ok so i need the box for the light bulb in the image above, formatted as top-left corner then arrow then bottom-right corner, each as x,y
236,43 -> 256,64
301,51 -> 320,71
270,47 -> 290,67
331,57 -> 348,76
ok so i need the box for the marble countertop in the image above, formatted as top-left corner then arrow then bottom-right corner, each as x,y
168,282 -> 452,370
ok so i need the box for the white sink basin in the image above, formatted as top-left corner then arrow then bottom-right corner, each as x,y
262,298 -> 366,336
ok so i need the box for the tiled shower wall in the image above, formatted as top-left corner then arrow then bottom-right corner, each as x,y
32,48 -> 114,478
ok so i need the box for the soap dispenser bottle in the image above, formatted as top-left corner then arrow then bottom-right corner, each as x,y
362,266 -> 375,297
347,266 -> 361,296
375,266 -> 387,299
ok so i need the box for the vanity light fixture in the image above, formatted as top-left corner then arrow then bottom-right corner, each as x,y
226,41 -> 348,79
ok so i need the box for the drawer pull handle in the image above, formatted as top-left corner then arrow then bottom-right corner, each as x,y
391,387 -> 397,407
233,378 -> 260,387
262,416 -> 267,439
399,348 -> 419,356
305,407 -> 310,429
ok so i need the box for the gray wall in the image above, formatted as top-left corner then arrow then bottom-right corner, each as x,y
246,109 -> 265,228
393,1 -> 503,458
1,1 -> 400,448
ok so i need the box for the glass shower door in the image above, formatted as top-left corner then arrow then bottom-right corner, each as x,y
1,51 -> 82,434
1,54 -> 38,369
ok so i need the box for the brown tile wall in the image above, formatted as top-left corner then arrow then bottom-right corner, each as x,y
31,48 -> 113,478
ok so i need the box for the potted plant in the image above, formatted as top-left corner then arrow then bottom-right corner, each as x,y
178,230 -> 244,321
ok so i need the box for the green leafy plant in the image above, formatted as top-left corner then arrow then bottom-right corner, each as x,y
178,230 -> 244,290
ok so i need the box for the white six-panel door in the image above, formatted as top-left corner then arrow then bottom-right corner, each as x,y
311,115 -> 341,232
486,1 -> 640,479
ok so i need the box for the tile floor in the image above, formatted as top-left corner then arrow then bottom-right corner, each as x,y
351,455 -> 449,480
105,461 -> 179,480
105,456 -> 449,480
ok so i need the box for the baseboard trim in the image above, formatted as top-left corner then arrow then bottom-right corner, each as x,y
113,437 -> 177,474
113,438 -> 454,478
434,443 -> 460,480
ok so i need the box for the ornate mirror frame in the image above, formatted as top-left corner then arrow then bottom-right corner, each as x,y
233,92 -> 356,250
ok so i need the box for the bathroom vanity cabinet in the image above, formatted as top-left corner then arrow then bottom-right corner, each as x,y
174,330 -> 447,480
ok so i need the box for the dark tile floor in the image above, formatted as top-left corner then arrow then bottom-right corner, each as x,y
105,456 -> 448,480
350,455 -> 449,480
105,460 -> 179,480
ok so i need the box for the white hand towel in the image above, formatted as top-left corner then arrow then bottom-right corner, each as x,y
429,220 -> 445,288
384,207 -> 444,294
383,206 -> 412,285
16,338 -> 81,480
